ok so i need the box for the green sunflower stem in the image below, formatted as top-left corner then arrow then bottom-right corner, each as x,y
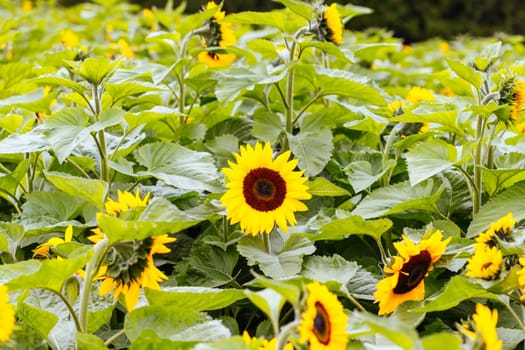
341,288 -> 367,313
500,297 -> 525,334
472,114 -> 486,215
79,237 -> 109,333
276,320 -> 300,350
263,233 -> 272,255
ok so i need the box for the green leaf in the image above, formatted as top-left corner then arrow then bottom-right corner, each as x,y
353,180 -> 445,219
244,288 -> 285,332
222,11 -> 287,31
177,6 -> 219,37
405,139 -> 458,186
276,0 -> 312,21
45,171 -> 108,210
0,128 -> 49,154
32,75 -> 89,95
467,181 -> 525,237
445,59 -> 483,90
345,159 -> 396,192
250,272 -> 302,306
302,254 -> 359,287
391,111 -> 463,140
305,215 -> 393,241
69,57 -> 120,85
252,111 -> 283,144
77,333 -> 109,350
0,159 -> 29,201
414,276 -> 500,312
237,233 -> 316,279
482,168 -> 525,197
301,41 -> 352,63
354,312 -> 421,350
422,332 -> 461,350
145,287 -> 246,311
129,330 -> 194,350
105,82 -> 166,106
288,129 -> 333,177
17,295 -> 59,342
125,305 -> 231,342
307,177 -> 350,197
497,328 -> 525,350
134,142 -> 221,193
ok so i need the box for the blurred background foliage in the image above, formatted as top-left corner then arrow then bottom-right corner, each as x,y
54,0 -> 525,43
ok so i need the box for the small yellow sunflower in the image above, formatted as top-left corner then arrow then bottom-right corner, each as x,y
374,230 -> 450,315
33,225 -> 74,258
198,2 -> 237,67
298,281 -> 348,350
59,29 -> 80,48
105,189 -> 150,217
465,245 -> 502,280
406,86 -> 435,104
484,213 -> 516,241
459,304 -> 502,350
320,3 -> 343,45
221,141 -> 311,235
0,285 -> 15,343
387,100 -> 406,116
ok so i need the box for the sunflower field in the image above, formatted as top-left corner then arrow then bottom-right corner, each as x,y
2,0 -> 525,349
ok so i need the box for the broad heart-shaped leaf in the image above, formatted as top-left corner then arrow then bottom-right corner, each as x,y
105,82 -> 166,106
445,58 -> 484,91
45,171 -> 108,210
345,159 -> 396,193
0,127 -> 49,154
422,333 -> 461,350
134,141 -> 221,193
391,110 -> 463,140
307,215 -> 393,242
482,168 -> 525,197
275,0 -> 312,20
295,65 -> 385,106
125,305 -> 231,342
352,179 -> 445,219
467,181 -> 525,237
98,197 -> 202,243
5,252 -> 91,291
302,254 -> 359,287
221,11 -> 287,31
288,129 -> 333,177
31,75 -> 89,96
307,177 -> 350,197
244,288 -> 285,333
0,159 -> 29,201
145,287 -> 246,311
405,139 -> 459,186
237,233 -> 316,279
414,276 -> 500,312
353,312 -> 421,350
18,191 -> 84,236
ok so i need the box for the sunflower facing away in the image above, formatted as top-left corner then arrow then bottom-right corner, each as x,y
374,230 -> 450,315
499,78 -> 525,122
298,281 -> 348,350
197,1 -> 236,67
465,245 -> 502,280
459,304 -> 502,350
0,285 -> 15,343
220,141 -> 311,235
319,3 -> 343,45
90,190 -> 176,311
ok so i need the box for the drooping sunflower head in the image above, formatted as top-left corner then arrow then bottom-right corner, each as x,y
499,77 -> 525,122
406,86 -> 435,104
298,281 -> 348,350
484,213 -> 517,242
0,285 -> 15,343
198,1 -> 237,67
465,245 -> 502,280
220,141 -> 311,235
318,3 -> 343,45
399,122 -> 430,138
374,230 -> 450,315
98,234 -> 176,311
459,304 -> 502,350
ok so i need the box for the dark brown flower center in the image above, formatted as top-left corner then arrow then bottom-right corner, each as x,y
393,250 -> 432,294
243,168 -> 286,212
313,302 -> 331,345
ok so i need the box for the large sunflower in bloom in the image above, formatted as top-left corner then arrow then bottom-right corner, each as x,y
0,285 -> 15,343
459,304 -> 502,350
90,190 -> 176,311
197,2 -> 236,67
319,3 -> 343,45
374,230 -> 450,315
298,281 -> 348,350
220,141 -> 311,235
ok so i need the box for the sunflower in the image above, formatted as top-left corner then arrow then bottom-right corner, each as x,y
516,258 -> 525,302
400,122 -> 430,138
90,190 -> 176,311
484,213 -> 516,241
459,304 -> 502,350
499,78 -> 525,122
387,100 -> 406,117
198,2 -> 236,67
0,285 -> 15,343
220,141 -> 311,235
33,224 -> 74,258
374,230 -> 450,315
465,245 -> 502,280
298,281 -> 348,350
406,86 -> 435,104
319,3 -> 343,45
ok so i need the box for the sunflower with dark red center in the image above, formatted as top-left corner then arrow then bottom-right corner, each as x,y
298,281 -> 348,350
197,2 -> 236,67
374,230 -> 450,315
221,141 -> 311,235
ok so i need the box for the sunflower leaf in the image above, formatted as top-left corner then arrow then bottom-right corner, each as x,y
307,176 -> 350,197
288,128 -> 333,177
421,332 -> 461,350
145,287 -> 246,311
405,139 -> 459,186
44,172 -> 108,210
